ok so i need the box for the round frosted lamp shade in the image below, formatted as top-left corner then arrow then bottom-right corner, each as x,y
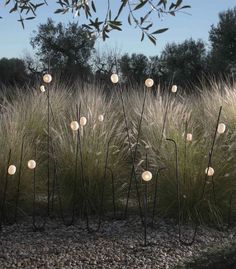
43,74 -> 52,84
110,74 -> 119,84
145,78 -> 154,88
40,85 -> 46,92
8,165 -> 16,175
217,123 -> 226,134
70,121 -> 79,131
142,171 -> 152,182
205,167 -> 214,176
186,133 -> 193,142
28,160 -> 36,170
80,116 -> 87,126
98,115 -> 104,122
171,85 -> 178,93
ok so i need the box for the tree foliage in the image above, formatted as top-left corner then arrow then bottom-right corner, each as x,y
158,39 -> 208,87
31,18 -> 95,80
119,53 -> 149,83
209,7 -> 236,75
0,58 -> 28,86
1,0 -> 190,44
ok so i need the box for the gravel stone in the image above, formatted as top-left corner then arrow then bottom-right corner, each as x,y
0,217 -> 234,269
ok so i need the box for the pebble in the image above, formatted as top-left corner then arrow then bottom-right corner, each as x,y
0,217 -> 234,269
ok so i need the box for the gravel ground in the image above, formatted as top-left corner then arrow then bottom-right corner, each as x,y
0,217 -> 234,269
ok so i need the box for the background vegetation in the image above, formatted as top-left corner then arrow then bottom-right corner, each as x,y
0,78 -> 236,227
0,7 -> 235,91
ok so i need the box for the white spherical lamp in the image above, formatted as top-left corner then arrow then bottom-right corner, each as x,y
145,78 -> 154,88
217,123 -> 226,134
205,167 -> 214,177
28,160 -> 36,170
8,165 -> 16,175
186,133 -> 193,142
142,171 -> 152,182
110,74 -> 119,84
40,85 -> 46,92
80,116 -> 87,127
70,121 -> 79,131
98,114 -> 104,122
43,74 -> 52,84
171,85 -> 178,93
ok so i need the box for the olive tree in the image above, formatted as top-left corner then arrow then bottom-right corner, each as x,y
1,0 -> 190,44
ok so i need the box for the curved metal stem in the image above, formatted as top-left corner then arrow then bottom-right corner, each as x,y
14,134 -> 25,223
166,138 -> 197,246
151,167 -> 166,226
124,87 -> 147,225
47,84 -> 50,217
0,149 -> 11,231
107,167 -> 116,218
32,141 -> 46,232
85,136 -> 111,233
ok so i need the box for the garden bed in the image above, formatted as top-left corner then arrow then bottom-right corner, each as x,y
0,217 -> 234,269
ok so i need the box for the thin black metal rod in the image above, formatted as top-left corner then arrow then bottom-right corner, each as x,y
51,141 -> 66,225
66,104 -> 81,226
0,149 -> 11,231
227,191 -> 233,228
166,138 -> 197,246
124,87 -> 147,224
47,84 -> 50,217
117,85 -> 141,221
85,136 -> 111,233
32,141 -> 46,232
200,106 -> 222,201
51,157 -> 56,215
151,167 -> 166,226
143,151 -> 148,246
107,167 -> 116,218
160,79 -> 174,144
48,97 -> 57,216
144,182 -> 148,247
14,134 -> 25,223
211,175 -> 217,206
183,120 -> 188,185
161,96 -> 171,143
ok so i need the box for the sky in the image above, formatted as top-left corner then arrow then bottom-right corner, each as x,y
0,0 -> 235,59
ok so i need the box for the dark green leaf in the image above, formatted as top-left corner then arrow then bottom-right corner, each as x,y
5,0 -> 11,6
10,3 -> 17,13
141,32 -> 145,41
128,14 -> 132,25
54,8 -> 65,14
151,27 -> 168,34
133,0 -> 148,11
175,0 -> 183,8
91,0 -> 96,12
147,34 -> 156,45
25,16 -> 36,20
180,5 -> 191,9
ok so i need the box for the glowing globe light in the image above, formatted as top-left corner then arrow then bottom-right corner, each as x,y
40,85 -> 45,92
80,116 -> 87,127
110,74 -> 119,84
8,165 -> 16,175
98,114 -> 104,122
205,167 -> 214,177
217,123 -> 226,134
28,160 -> 36,170
43,74 -> 52,84
186,133 -> 193,142
171,85 -> 178,93
145,78 -> 154,88
142,171 -> 152,182
70,121 -> 79,131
